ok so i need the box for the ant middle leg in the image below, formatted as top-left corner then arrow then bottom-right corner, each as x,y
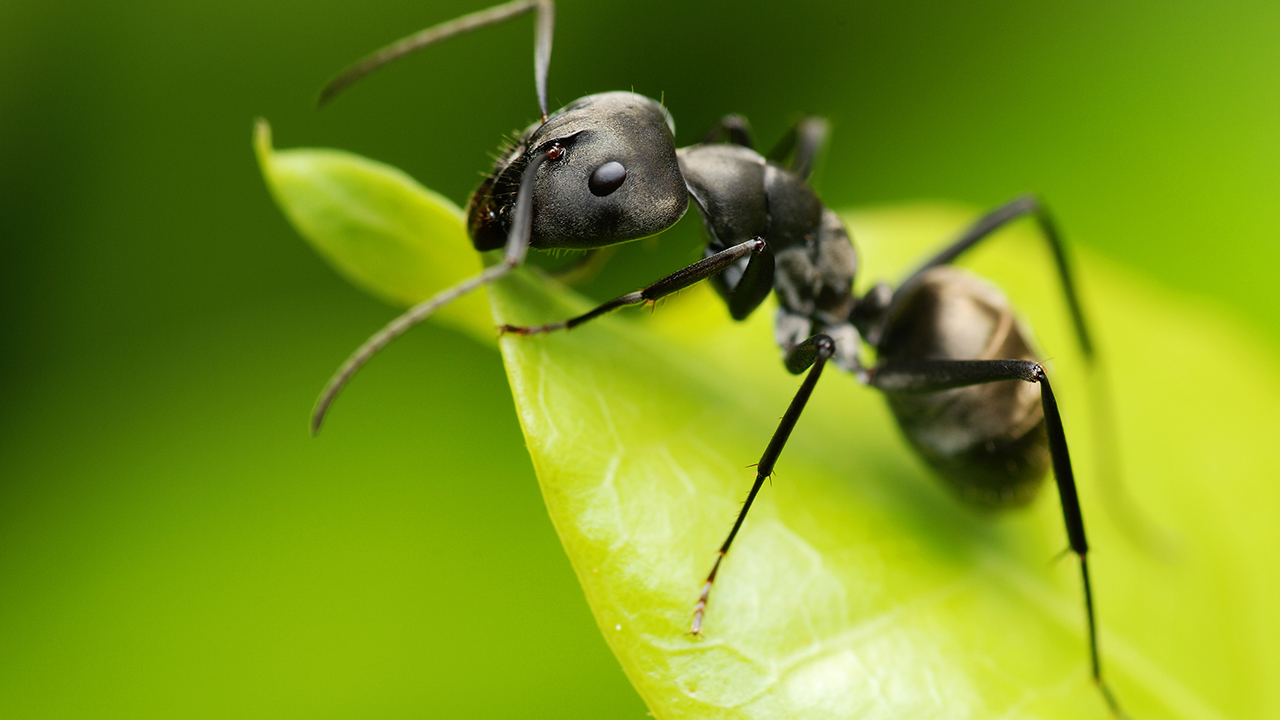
692,333 -> 836,634
500,237 -> 766,335
869,358 -> 1127,718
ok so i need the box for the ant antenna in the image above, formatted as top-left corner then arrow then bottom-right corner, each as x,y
310,151 -> 551,435
318,0 -> 555,122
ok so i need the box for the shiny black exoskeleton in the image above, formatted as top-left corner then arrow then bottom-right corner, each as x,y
309,2 -> 1125,715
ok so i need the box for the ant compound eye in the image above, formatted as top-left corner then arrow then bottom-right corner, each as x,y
588,161 -> 627,197
546,143 -> 565,161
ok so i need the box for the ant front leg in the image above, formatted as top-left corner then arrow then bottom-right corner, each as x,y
692,333 -> 836,634
869,358 -> 1127,718
499,238 -> 766,335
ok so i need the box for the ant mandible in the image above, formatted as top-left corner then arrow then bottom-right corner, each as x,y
310,1 -> 1125,715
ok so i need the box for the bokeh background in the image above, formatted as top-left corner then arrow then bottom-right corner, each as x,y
3,0 -> 1278,717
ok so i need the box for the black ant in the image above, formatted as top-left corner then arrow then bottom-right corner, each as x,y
309,1 -> 1125,715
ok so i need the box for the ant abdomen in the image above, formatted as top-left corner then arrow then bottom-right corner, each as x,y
877,266 -> 1049,507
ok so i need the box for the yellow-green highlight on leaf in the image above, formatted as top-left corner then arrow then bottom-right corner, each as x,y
258,125 -> 1275,717
254,119 -> 492,344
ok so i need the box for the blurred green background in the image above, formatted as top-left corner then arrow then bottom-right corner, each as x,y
3,0 -> 1278,718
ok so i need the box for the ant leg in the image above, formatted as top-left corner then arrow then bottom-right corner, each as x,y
700,114 -> 830,180
894,198 -> 1172,559
692,334 -> 836,634
870,358 -> 1127,718
701,115 -> 754,148
896,195 -> 1093,359
766,116 -> 829,181
310,152 -> 551,434
711,239 -> 776,321
319,0 -> 555,120
500,237 -> 767,335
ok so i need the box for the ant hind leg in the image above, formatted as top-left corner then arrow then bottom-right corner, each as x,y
869,358 -> 1128,718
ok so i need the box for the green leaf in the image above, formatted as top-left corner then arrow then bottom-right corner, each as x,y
491,214 -> 1273,719
254,119 -> 492,344
258,131 -> 1277,718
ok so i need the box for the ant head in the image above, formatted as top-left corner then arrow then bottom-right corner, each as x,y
470,92 -> 688,251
